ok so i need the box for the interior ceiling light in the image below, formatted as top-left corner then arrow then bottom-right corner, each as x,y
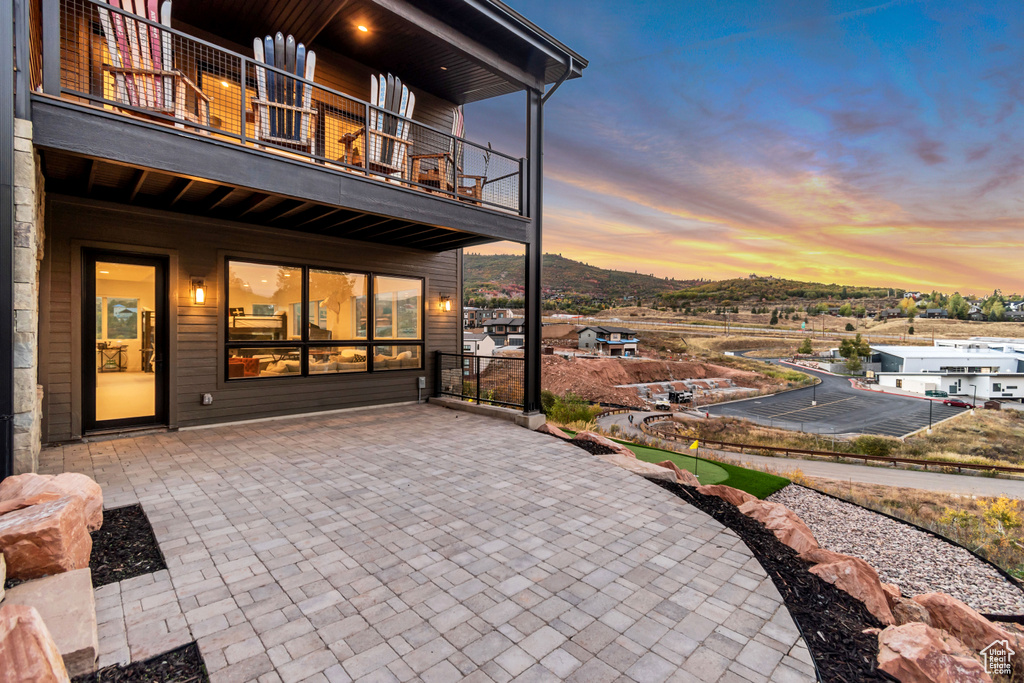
357,24 -> 368,32
440,66 -> 448,71
221,80 -> 230,87
99,270 -> 109,274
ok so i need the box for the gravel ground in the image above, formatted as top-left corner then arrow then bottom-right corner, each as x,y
768,484 -> 1024,614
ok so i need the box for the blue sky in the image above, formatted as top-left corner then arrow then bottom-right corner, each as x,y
465,0 -> 1024,294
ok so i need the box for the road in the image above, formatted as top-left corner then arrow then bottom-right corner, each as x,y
595,410 -> 1024,497
704,364 -> 965,437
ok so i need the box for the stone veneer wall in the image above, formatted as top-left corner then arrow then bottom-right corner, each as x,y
13,119 -> 44,473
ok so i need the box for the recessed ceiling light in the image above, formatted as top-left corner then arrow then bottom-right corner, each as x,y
440,66 -> 448,71
99,270 -> 109,274
221,80 -> 230,87
357,25 -> 368,32
261,279 -> 268,283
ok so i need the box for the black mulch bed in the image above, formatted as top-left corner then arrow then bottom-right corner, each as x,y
651,479 -> 897,683
73,642 -> 207,683
90,504 -> 167,588
568,438 -> 619,455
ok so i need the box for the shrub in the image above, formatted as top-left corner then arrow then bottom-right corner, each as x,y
547,392 -> 601,425
845,322 -> 855,331
908,326 -> 915,335
541,390 -> 557,414
797,338 -> 813,355
853,435 -> 897,457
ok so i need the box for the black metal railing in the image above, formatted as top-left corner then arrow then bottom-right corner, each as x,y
436,351 -> 525,409
46,0 -> 524,214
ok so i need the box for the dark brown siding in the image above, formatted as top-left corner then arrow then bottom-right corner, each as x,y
41,194 -> 460,442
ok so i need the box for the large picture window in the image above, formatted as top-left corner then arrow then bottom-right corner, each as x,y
225,260 -> 422,380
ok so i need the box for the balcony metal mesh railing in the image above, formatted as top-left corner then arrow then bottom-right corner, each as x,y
54,0 -> 523,214
436,351 -> 525,409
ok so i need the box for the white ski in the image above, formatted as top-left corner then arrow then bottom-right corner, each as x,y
253,38 -> 268,140
300,51 -> 316,145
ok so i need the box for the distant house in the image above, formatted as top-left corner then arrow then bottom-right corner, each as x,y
904,291 -> 923,300
577,326 -> 638,357
464,307 -> 515,329
877,308 -> 904,321
463,334 -> 496,357
923,308 -> 949,319
483,318 -> 525,347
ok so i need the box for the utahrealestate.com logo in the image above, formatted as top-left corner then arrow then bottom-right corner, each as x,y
981,639 -> 1015,676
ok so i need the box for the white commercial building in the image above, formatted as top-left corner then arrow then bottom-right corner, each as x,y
872,341 -> 1024,402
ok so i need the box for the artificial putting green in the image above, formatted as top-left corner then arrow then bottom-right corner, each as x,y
563,429 -> 790,499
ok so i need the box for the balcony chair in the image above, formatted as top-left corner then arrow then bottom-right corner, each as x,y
97,0 -> 210,127
410,106 -> 485,203
251,33 -> 318,154
340,74 -> 416,180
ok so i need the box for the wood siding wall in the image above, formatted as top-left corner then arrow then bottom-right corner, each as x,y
40,194 -> 460,442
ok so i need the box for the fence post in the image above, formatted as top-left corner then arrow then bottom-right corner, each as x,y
239,57 -> 247,145
434,350 -> 441,397
363,102 -> 370,174
476,356 -> 481,403
42,0 -> 60,96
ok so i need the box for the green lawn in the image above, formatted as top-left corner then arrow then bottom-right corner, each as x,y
563,430 -> 790,499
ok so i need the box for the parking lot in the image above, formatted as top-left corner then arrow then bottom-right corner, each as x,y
706,368 -> 966,437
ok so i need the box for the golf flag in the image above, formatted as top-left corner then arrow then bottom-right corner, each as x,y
689,440 -> 699,450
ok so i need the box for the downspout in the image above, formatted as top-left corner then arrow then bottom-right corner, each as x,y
541,56 -> 574,104
1,0 -> 16,479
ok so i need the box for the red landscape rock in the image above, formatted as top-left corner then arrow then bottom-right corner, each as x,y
537,423 -> 571,440
892,597 -> 933,627
0,496 -> 92,580
0,474 -> 103,531
913,592 -> 1022,654
882,582 -> 902,609
877,622 -> 991,683
0,493 -> 62,517
799,547 -> 895,625
0,604 -> 71,683
654,460 -> 700,486
738,500 -> 819,554
697,484 -> 757,507
575,431 -> 636,459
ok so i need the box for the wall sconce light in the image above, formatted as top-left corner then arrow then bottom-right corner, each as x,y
191,278 -> 206,305
439,295 -> 452,312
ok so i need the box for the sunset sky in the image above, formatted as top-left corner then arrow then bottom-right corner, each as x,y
465,0 -> 1024,295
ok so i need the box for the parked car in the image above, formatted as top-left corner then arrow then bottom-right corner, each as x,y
943,399 -> 974,408
654,400 -> 672,411
925,389 -> 948,397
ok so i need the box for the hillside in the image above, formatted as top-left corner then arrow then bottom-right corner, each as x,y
463,253 -> 687,301
660,277 -> 893,305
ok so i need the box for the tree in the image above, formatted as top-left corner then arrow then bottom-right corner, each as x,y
845,355 -> 863,374
906,307 -> 916,323
845,322 -> 855,331
770,312 -> 779,325
854,305 -> 866,318
989,301 -> 1005,321
839,303 -> 853,317
798,338 -> 813,354
908,326 -> 915,335
947,293 -> 970,320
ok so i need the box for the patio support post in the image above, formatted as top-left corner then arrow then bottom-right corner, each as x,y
42,0 -> 60,96
523,87 -> 542,415
1,0 -> 16,479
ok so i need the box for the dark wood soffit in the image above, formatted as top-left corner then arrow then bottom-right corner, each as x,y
31,97 -> 530,247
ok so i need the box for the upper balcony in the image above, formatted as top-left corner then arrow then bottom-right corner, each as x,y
25,0 -> 586,249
